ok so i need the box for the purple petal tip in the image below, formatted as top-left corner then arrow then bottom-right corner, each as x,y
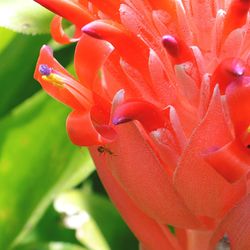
82,26 -> 102,39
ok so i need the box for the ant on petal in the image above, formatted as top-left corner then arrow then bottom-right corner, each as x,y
97,146 -> 116,156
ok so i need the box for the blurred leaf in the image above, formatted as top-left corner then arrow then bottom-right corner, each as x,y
54,190 -> 137,250
0,0 -> 53,34
14,242 -> 88,250
24,205 -> 78,245
0,28 -> 15,52
0,31 -> 50,118
0,30 -> 76,119
0,92 -> 94,250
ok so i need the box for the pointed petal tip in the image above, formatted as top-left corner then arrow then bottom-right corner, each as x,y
82,25 -> 103,40
112,116 -> 132,125
162,35 -> 179,57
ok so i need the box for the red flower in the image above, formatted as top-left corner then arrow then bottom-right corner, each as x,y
34,0 -> 250,249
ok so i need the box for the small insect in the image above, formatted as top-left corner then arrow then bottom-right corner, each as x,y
97,146 -> 115,156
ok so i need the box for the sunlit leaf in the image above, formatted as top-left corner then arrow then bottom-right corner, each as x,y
54,190 -> 138,250
14,242 -> 89,250
0,0 -> 53,34
0,31 -> 49,118
0,28 -> 15,52
0,92 -> 94,250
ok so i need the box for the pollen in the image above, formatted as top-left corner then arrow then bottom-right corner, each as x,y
39,64 -> 64,88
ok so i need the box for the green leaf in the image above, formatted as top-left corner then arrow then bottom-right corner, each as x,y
0,28 -> 15,53
54,190 -> 138,250
0,0 -> 53,34
0,92 -> 94,250
0,30 -> 76,119
14,242 -> 89,250
0,31 -> 50,118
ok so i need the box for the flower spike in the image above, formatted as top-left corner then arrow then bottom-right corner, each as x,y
34,0 -> 250,248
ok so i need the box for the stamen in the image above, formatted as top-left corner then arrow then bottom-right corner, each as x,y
38,64 -> 93,108
41,72 -> 65,88
39,64 -> 52,76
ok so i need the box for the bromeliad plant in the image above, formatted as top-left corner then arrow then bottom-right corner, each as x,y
34,0 -> 250,249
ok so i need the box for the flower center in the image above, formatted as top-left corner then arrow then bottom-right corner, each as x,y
39,64 -> 93,108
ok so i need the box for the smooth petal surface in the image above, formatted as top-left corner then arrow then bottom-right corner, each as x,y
74,34 -> 113,90
90,146 -> 182,250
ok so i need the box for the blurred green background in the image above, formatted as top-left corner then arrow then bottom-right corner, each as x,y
0,1 -> 137,250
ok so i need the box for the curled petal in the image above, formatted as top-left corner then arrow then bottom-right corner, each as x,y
82,20 -> 149,76
50,15 -> 82,44
204,140 -> 250,183
66,110 -> 116,146
74,34 -> 113,89
112,99 -> 167,132
34,0 -> 94,28
209,194 -> 250,250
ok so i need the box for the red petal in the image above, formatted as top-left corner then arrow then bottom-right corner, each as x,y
102,51 -> 142,98
34,45 -> 84,110
226,77 -> 250,137
222,0 -> 250,41
174,87 -> 246,220
34,0 -> 94,28
88,0 -> 120,20
162,35 -> 194,64
209,194 -> 250,250
112,99 -> 167,132
211,58 -> 245,94
148,0 -> 176,15
186,230 -> 213,250
89,146 -> 182,250
97,122 -> 202,228
66,110 -> 116,146
50,15 -> 82,44
204,140 -> 250,183
74,34 -> 113,90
